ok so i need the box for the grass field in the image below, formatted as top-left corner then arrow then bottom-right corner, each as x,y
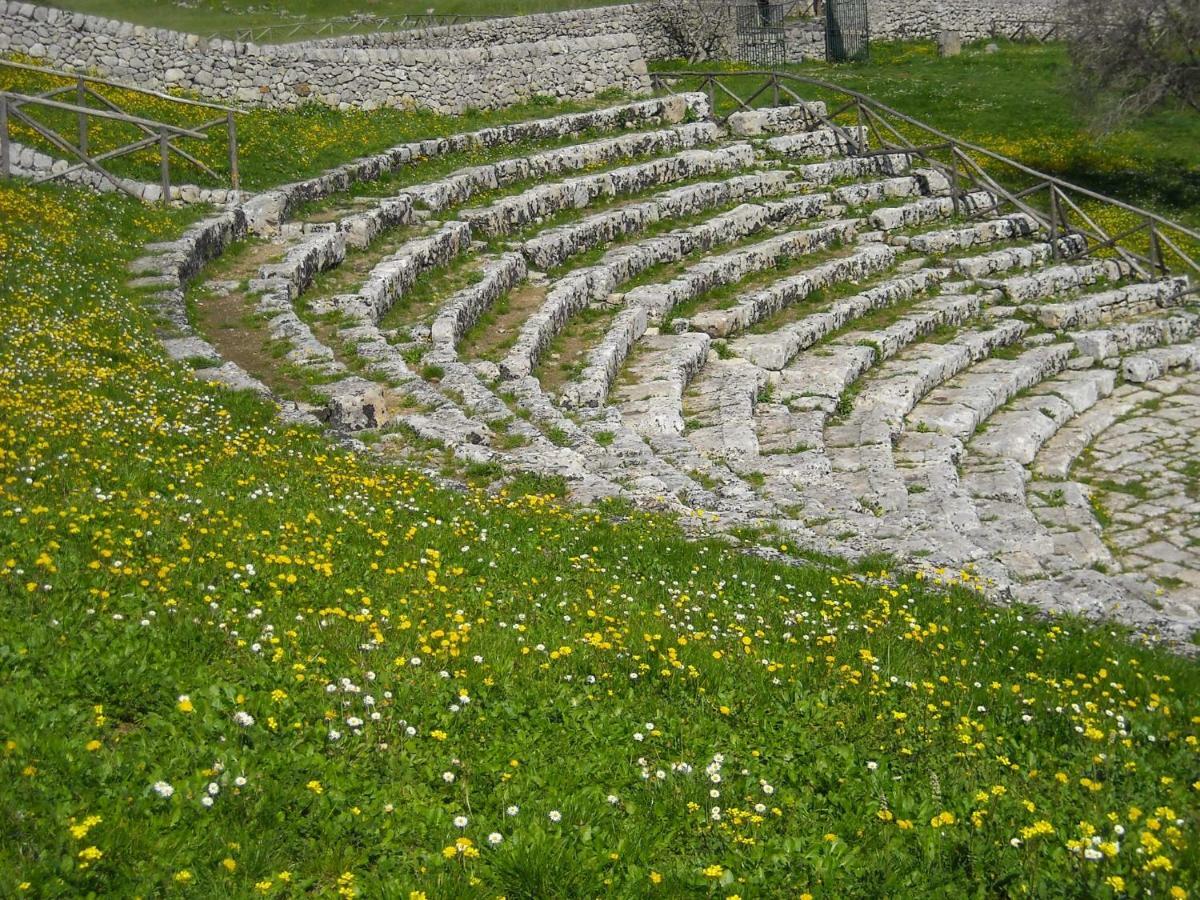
38,0 -> 616,37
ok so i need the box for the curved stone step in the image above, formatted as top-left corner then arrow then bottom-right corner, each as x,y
778,292 -> 988,417
793,152 -> 914,185
623,219 -> 858,324
764,126 -> 868,159
690,243 -> 897,338
242,93 -> 707,234
316,221 -> 472,323
504,219 -> 857,381
906,342 -> 1074,439
408,120 -> 722,211
994,258 -> 1132,302
952,236 -> 1084,279
459,144 -> 755,237
869,190 -> 994,231
829,320 -> 1031,440
1121,340 -> 1200,382
613,331 -> 711,437
1033,380 -> 1170,480
729,268 -> 949,370
1068,310 -> 1199,363
1031,277 -> 1189,330
727,103 -> 828,135
968,367 -> 1118,464
903,213 -> 1040,253
430,253 -> 529,350
520,171 -> 795,270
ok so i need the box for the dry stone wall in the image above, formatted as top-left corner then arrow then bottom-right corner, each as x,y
0,2 -> 650,111
298,4 -> 685,61
867,0 -> 1066,41
347,0 -> 1070,60
0,0 -> 1075,106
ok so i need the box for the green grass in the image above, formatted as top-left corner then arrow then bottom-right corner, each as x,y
0,59 -> 621,191
654,40 -> 1200,236
2,41 -> 1200,897
41,0 -> 618,38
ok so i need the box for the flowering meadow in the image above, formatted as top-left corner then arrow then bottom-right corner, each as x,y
2,171 -> 1200,899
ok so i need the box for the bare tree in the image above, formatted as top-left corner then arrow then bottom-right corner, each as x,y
648,0 -> 734,62
1070,0 -> 1200,128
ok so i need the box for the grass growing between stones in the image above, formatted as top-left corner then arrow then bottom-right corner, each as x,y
4,176 -> 1200,900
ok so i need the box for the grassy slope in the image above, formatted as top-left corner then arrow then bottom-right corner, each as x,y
1,174 -> 1199,897
1,38 -> 1198,898
0,62 -> 621,191
655,41 -> 1200,231
33,0 -> 616,36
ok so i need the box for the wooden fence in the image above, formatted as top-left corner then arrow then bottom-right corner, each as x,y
650,70 -> 1199,292
0,59 -> 240,202
989,19 -> 1070,42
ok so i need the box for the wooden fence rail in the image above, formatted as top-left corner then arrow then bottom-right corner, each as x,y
989,18 -> 1071,42
0,59 -> 241,202
650,70 -> 1200,293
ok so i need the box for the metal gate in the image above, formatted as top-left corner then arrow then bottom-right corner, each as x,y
735,2 -> 787,68
825,0 -> 869,62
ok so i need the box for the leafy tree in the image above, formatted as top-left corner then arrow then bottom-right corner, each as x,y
1070,0 -> 1200,127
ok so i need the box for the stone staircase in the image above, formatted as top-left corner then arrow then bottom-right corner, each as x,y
133,92 -> 1200,648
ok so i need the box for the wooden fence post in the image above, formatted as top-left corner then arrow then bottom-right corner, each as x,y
227,110 -> 239,192
1148,219 -> 1162,273
949,147 -> 961,217
159,128 -> 171,205
0,96 -> 9,178
1049,185 -> 1060,260
77,75 -> 88,157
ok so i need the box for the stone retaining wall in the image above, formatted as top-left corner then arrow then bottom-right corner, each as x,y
297,4 -> 684,60
335,0 -> 1067,58
0,2 -> 649,111
868,0 -> 1065,41
0,0 -> 1071,118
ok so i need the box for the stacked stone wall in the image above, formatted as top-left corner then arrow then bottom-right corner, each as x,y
296,4 -> 685,60
0,0 -> 1072,115
0,2 -> 650,111
868,0 -> 1066,41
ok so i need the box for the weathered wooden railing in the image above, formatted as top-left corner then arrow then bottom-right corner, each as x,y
989,18 -> 1070,42
651,70 -> 1200,293
211,12 -> 499,44
0,59 -> 240,202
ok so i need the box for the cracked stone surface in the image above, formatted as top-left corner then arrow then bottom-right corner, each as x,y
1071,374 -> 1200,611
